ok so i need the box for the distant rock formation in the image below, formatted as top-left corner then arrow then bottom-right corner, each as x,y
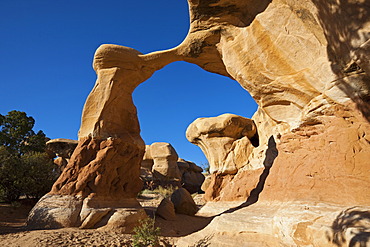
141,142 -> 205,194
46,139 -> 78,174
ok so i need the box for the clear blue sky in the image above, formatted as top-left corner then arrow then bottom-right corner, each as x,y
0,0 -> 257,166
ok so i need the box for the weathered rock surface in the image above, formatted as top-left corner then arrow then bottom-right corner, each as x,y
178,159 -> 205,194
150,142 -> 181,180
177,0 -> 370,246
186,113 -> 257,175
27,45 -> 177,230
177,202 -> 370,247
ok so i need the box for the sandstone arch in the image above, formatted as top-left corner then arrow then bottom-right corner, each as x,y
28,1 -> 370,241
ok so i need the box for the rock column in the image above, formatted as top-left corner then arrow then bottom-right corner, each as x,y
27,45 -> 178,230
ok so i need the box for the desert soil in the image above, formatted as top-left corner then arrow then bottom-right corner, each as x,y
0,194 -> 210,247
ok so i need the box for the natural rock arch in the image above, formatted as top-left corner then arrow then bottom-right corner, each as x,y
28,1 -> 370,240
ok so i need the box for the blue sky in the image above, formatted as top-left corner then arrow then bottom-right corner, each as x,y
0,0 -> 257,166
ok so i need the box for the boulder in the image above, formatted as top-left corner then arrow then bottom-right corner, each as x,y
170,188 -> 198,216
155,197 -> 176,221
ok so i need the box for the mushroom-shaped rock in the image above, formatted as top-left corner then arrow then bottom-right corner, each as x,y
46,139 -> 78,174
46,139 -> 78,159
150,142 -> 181,180
186,114 -> 257,174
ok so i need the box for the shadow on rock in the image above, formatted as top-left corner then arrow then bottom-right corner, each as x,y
219,135 -> 278,215
328,207 -> 370,247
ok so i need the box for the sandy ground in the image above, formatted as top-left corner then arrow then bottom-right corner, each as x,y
0,194 -> 210,247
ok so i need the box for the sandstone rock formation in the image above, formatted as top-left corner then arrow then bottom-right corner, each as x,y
177,0 -> 370,246
46,138 -> 78,174
140,142 -> 205,193
28,0 -> 370,245
150,142 -> 181,180
27,45 -> 178,230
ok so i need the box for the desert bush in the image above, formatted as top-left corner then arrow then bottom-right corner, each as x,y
132,217 -> 160,247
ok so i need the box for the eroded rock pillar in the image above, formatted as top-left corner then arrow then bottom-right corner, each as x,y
186,113 -> 261,201
27,45 -> 178,230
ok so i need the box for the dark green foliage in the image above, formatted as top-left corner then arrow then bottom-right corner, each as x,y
132,217 -> 160,247
19,152 -> 56,199
0,110 -> 56,202
0,110 -> 46,155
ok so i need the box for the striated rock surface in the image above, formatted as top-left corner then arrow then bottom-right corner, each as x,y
177,202 -> 370,247
177,0 -> 370,246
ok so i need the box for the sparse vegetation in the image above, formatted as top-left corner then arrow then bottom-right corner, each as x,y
131,217 -> 161,247
153,185 -> 177,198
139,185 -> 177,199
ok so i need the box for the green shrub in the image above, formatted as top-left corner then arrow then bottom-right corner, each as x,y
132,217 -> 160,247
152,185 -> 177,198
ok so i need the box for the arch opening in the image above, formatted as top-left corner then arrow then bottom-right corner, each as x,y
133,60 -> 258,167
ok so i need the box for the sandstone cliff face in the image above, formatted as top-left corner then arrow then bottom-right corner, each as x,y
177,1 -> 370,246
